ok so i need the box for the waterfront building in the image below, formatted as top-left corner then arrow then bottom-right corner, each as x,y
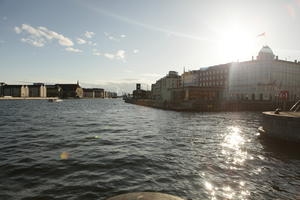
46,85 -> 62,97
94,88 -> 105,98
2,85 -> 29,97
56,83 -> 83,98
181,64 -> 230,101
1,84 -> 47,98
179,46 -> 300,104
28,83 -> 47,97
151,71 -> 181,102
133,83 -> 151,99
0,82 -> 5,97
83,88 -> 104,98
227,46 -> 300,103
83,88 -> 95,98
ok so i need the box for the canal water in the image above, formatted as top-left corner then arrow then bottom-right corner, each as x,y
0,99 -> 299,200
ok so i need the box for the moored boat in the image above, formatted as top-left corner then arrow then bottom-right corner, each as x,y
259,100 -> 300,142
48,98 -> 63,102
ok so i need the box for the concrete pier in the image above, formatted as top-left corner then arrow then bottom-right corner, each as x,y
107,192 -> 184,200
261,111 -> 300,142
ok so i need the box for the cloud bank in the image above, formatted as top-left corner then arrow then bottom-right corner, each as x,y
15,24 -> 74,47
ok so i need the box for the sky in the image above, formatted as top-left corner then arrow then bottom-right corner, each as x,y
1,0 -> 300,93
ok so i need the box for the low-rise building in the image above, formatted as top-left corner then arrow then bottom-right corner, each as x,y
46,85 -> 62,97
0,82 -> 5,97
133,83 -> 151,99
83,88 -> 104,98
151,71 -> 181,102
94,88 -> 104,98
28,83 -> 47,97
2,85 -> 29,97
56,83 -> 83,98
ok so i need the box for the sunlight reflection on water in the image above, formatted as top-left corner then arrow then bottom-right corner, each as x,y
203,126 -> 251,200
221,126 -> 248,165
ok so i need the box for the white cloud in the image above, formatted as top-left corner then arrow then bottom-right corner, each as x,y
84,31 -> 95,38
116,50 -> 125,60
65,47 -> 82,53
93,49 -> 126,61
104,32 -> 126,41
104,53 -> 115,59
77,38 -> 86,44
21,38 -> 45,47
92,49 -> 126,61
87,41 -> 97,46
133,49 -> 139,54
15,24 -> 74,47
93,52 -> 102,56
14,27 -> 22,34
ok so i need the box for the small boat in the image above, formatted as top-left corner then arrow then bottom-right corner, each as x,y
48,98 -> 63,102
259,100 -> 300,142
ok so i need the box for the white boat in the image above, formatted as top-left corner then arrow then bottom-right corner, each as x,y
48,98 -> 63,102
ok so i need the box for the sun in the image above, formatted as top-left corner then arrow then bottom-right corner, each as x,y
217,24 -> 258,62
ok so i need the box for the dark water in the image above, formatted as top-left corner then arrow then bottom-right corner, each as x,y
0,99 -> 299,200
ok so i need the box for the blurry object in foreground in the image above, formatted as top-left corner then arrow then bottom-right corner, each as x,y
257,32 -> 266,37
60,152 -> 70,160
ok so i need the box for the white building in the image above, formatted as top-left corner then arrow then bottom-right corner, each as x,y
151,71 -> 181,102
227,46 -> 300,102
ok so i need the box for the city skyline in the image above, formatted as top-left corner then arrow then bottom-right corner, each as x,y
1,0 -> 300,93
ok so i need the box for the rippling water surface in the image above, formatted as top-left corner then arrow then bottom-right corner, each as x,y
0,99 -> 299,200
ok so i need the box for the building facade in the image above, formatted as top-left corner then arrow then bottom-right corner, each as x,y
150,46 -> 300,107
1,84 -> 47,98
57,83 -> 83,98
180,63 -> 230,101
227,46 -> 300,103
151,71 -> 181,102
28,83 -> 47,97
46,85 -> 62,97
2,85 -> 28,97
83,88 -> 105,98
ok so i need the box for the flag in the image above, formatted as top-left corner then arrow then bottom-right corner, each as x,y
257,32 -> 266,37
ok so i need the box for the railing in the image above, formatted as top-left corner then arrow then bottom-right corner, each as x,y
290,100 -> 300,112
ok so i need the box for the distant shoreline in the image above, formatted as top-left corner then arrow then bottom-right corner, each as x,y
0,97 -> 59,100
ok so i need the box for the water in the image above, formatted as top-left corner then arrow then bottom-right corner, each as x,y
0,99 -> 299,200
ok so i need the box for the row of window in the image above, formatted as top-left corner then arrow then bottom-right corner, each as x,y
199,69 -> 227,76
200,81 -> 225,87
199,75 -> 225,81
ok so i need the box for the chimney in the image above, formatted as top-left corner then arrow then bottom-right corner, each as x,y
136,83 -> 141,90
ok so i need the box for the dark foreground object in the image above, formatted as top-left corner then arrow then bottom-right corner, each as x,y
259,100 -> 300,142
107,192 -> 184,200
125,98 -> 295,112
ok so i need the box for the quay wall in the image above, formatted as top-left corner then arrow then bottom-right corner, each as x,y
125,99 -> 295,112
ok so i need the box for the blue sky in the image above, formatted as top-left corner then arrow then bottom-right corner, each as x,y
1,0 -> 300,93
